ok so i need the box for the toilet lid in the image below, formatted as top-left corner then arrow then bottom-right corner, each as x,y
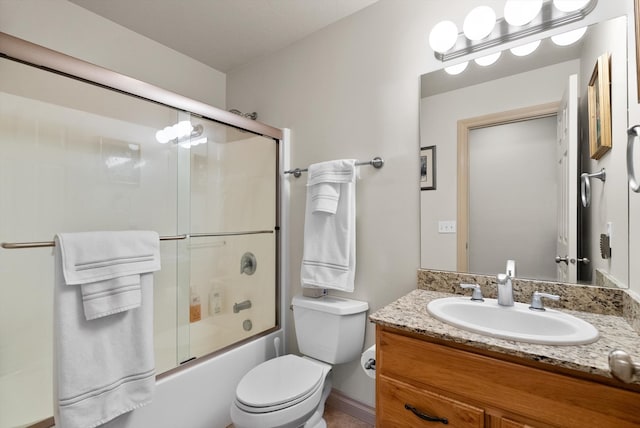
236,355 -> 325,409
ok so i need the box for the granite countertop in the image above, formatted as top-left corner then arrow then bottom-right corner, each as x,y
370,289 -> 640,382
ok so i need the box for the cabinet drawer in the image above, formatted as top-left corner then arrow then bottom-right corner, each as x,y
377,375 -> 484,427
377,327 -> 640,427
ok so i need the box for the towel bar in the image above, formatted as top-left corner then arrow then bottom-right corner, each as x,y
1,234 -> 188,249
1,229 -> 276,249
284,156 -> 384,178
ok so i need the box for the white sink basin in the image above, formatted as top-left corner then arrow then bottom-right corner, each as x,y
426,297 -> 599,345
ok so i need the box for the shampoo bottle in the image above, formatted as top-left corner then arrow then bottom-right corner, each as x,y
190,287 -> 201,323
209,280 -> 223,316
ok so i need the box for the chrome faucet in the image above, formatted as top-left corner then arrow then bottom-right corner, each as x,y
496,273 -> 514,306
496,259 -> 516,307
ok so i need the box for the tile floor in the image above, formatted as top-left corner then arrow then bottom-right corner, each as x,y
226,404 -> 374,428
324,403 -> 374,428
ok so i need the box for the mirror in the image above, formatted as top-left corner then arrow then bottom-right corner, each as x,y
420,15 -> 629,287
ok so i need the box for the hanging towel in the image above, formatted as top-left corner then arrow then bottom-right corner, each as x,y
54,231 -> 160,428
301,159 -> 357,292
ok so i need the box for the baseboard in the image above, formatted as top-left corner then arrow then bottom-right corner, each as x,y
326,389 -> 376,426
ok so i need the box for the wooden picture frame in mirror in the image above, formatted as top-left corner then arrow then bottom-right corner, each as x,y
588,53 -> 612,159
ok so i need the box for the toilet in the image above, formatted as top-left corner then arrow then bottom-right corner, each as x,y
230,294 -> 369,428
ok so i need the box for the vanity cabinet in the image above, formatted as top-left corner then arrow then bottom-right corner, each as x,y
376,326 -> 640,427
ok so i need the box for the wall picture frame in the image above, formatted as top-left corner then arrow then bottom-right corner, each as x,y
588,53 -> 612,160
420,145 -> 436,190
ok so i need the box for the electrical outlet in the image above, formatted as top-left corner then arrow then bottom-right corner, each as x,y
438,220 -> 456,234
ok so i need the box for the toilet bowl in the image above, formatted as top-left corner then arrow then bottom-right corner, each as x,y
230,295 -> 368,428
230,355 -> 331,428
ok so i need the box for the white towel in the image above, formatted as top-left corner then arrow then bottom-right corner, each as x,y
57,230 -> 160,320
309,182 -> 340,214
54,231 -> 160,428
301,159 -> 357,292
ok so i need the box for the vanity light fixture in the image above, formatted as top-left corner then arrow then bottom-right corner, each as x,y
429,20 -> 458,53
510,39 -> 541,56
463,6 -> 497,41
474,51 -> 501,66
504,0 -> 543,27
155,122 -> 204,146
553,0 -> 590,13
444,61 -> 469,75
430,0 -> 597,62
550,26 -> 588,46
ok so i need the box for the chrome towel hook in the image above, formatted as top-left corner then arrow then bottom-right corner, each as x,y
628,125 -> 640,193
580,168 -> 606,208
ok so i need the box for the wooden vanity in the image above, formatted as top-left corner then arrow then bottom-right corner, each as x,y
371,289 -> 640,427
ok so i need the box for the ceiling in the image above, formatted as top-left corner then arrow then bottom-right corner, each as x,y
68,0 -> 379,73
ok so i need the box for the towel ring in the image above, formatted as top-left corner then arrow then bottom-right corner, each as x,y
628,125 -> 640,193
580,169 -> 606,208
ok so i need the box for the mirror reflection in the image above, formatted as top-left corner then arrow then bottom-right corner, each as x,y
420,16 -> 629,287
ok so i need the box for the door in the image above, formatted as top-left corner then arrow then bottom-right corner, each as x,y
556,74 -> 578,282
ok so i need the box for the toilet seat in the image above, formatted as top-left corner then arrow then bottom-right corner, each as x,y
235,354 -> 325,413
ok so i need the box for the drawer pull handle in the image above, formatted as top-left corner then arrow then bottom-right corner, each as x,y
404,404 -> 449,424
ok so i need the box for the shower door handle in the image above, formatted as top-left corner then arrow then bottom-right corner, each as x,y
555,256 -> 569,265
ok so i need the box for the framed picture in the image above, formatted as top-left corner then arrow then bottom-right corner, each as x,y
587,53 -> 612,160
420,145 -> 436,190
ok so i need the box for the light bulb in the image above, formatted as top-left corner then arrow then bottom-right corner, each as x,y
190,137 -> 208,146
474,51 -> 501,66
551,27 -> 587,46
463,6 -> 496,41
553,0 -> 589,13
444,62 -> 469,75
510,40 -> 541,57
429,20 -> 459,53
176,120 -> 194,138
504,0 -> 542,26
163,125 -> 178,140
155,129 -> 170,144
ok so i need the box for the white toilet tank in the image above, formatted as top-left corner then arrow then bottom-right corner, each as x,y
292,294 -> 369,365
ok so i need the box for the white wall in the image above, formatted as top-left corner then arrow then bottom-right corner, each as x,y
227,0 -> 633,407
578,16 -> 629,286
228,1 -> 428,406
0,0 -> 226,108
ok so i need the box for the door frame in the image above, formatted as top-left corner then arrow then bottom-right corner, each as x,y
456,102 -> 560,271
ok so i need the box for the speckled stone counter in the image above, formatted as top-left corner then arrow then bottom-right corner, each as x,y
370,288 -> 640,383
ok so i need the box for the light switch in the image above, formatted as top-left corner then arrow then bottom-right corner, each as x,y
438,220 -> 456,234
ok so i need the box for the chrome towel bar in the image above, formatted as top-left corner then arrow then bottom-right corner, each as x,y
284,156 -> 384,178
1,230 -> 275,249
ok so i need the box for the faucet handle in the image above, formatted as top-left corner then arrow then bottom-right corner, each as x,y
529,291 -> 560,311
460,283 -> 484,301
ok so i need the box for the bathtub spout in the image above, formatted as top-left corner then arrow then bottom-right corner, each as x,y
233,300 -> 252,313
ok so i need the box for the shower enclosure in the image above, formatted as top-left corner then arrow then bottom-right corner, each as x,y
0,34 -> 281,427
